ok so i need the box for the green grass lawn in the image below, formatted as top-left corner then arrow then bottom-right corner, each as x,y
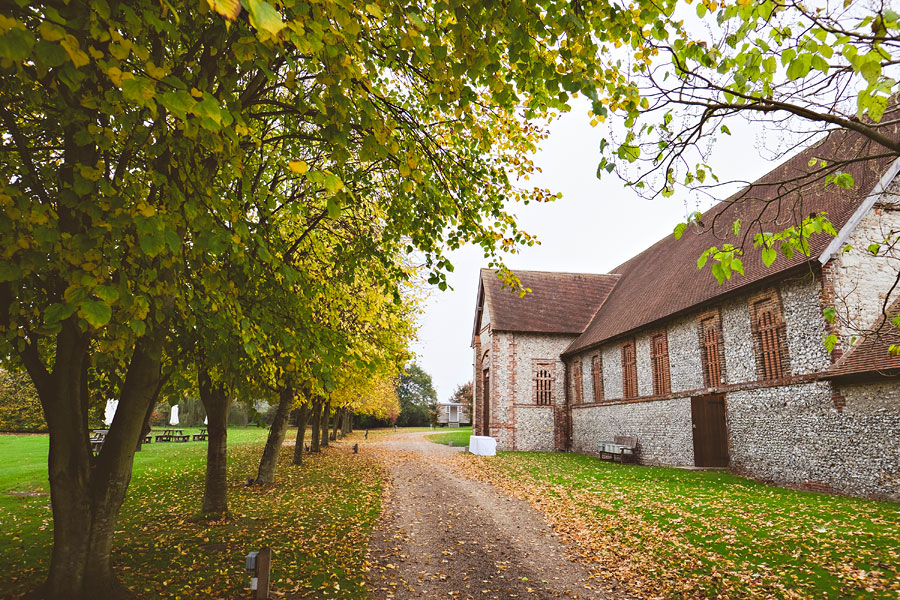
462,452 -> 900,600
0,427 -> 383,599
425,426 -> 472,447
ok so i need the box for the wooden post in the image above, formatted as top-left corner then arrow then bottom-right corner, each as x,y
255,546 -> 272,600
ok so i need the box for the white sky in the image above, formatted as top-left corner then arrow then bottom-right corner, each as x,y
414,106 -> 778,401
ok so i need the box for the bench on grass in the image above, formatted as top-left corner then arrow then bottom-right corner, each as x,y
599,435 -> 637,463
192,428 -> 208,441
91,439 -> 104,456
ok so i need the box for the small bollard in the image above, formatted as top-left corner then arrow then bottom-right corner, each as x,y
364,429 -> 368,439
353,443 -> 359,454
448,441 -> 454,447
246,546 -> 272,599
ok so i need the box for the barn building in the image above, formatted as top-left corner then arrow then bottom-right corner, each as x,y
471,127 -> 900,502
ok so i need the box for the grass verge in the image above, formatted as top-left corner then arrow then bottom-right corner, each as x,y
425,426 -> 472,447
0,428 -> 383,599
457,451 -> 900,600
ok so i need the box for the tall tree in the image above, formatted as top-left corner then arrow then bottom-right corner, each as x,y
396,364 -> 437,427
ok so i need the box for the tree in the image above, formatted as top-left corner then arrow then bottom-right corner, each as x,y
396,364 -> 437,427
450,381 -> 473,421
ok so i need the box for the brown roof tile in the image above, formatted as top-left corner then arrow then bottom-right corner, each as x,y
479,269 -> 619,335
565,125 -> 900,356
825,301 -> 900,379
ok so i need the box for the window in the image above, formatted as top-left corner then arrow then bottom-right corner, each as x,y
757,307 -> 784,380
591,354 -> 603,402
571,358 -> 583,404
699,313 -> 725,387
622,342 -> 637,398
749,294 -> 789,381
650,331 -> 671,395
533,360 -> 555,405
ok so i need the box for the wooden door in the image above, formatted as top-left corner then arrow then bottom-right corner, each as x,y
691,394 -> 729,467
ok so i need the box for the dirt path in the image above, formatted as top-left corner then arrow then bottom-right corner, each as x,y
365,431 -> 614,600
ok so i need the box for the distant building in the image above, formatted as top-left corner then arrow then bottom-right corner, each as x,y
471,127 -> 900,502
436,401 -> 470,427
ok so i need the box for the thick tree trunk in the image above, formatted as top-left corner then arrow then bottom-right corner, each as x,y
292,404 -> 309,465
198,368 -> 230,515
21,322 -> 162,600
309,399 -> 322,453
320,399 -> 331,448
255,386 -> 293,485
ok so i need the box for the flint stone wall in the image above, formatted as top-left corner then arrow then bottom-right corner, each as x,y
571,398 -> 694,466
727,380 -> 900,501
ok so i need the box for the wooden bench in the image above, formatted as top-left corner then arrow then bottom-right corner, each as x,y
91,439 -> 104,456
193,428 -> 208,441
599,435 -> 637,463
171,434 -> 190,442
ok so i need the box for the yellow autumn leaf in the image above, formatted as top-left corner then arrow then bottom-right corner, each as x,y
60,35 -> 90,68
289,160 -> 309,174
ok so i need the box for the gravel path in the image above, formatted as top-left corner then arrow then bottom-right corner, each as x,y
366,431 -> 614,600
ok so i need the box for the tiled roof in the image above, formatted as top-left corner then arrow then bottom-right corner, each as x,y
565,124 -> 900,356
478,269 -> 619,335
825,301 -> 900,379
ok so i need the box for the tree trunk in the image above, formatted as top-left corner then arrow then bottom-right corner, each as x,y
21,321 -> 162,600
292,404 -> 309,465
198,367 -> 230,515
309,399 -> 322,453
332,407 -> 342,440
255,386 -> 293,485
320,399 -> 331,448
342,410 -> 351,436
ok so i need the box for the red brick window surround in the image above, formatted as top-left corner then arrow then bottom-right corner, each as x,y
698,310 -> 726,387
750,292 -> 790,381
591,354 -> 603,402
622,341 -> 638,398
650,330 -> 671,395
533,359 -> 555,405
571,358 -> 583,404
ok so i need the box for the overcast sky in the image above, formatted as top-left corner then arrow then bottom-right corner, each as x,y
414,105 -> 777,402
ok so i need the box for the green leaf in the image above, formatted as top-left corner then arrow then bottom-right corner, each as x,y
326,196 -> 341,218
0,262 -> 22,282
95,285 -> 120,304
867,243 -> 881,255
120,77 -> 156,106
323,173 -> 344,195
45,302 -> 77,325
79,300 -> 112,328
823,306 -> 836,323
860,60 -> 881,84
673,222 -> 687,240
0,27 -> 35,62
732,219 -> 741,236
158,90 -> 196,120
248,0 -> 285,37
761,247 -> 777,266
824,334 -> 838,353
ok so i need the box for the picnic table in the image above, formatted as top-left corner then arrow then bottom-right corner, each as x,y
192,428 -> 208,442
155,428 -> 190,442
